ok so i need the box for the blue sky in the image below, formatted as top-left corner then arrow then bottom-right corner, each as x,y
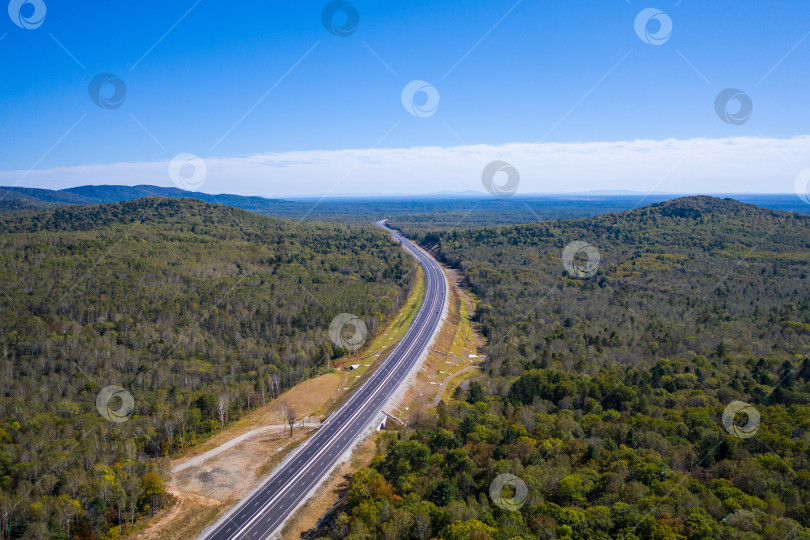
2,0 -> 810,196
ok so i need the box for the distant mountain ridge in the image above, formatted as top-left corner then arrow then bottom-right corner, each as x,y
3,185 -> 809,227
0,184 -> 295,212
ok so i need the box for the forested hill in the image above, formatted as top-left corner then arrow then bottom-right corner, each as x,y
0,197 -> 415,538
0,184 -> 296,214
0,195 -> 292,235
426,194 -> 810,382
333,197 -> 810,540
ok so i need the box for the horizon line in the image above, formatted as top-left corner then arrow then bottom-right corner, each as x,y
2,183 -> 807,201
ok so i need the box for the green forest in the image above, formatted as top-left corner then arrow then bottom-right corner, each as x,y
0,197 -> 415,538
332,197 -> 810,540
3,194 -> 810,539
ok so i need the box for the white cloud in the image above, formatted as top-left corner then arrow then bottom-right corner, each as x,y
2,136 -> 809,196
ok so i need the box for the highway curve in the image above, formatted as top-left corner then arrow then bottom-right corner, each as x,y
198,220 -> 448,540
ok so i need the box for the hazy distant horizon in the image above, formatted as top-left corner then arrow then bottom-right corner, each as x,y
3,136 -> 810,199
4,182 -> 807,201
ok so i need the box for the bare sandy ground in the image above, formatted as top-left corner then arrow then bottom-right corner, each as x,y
173,421 -> 319,475
130,374 -> 341,540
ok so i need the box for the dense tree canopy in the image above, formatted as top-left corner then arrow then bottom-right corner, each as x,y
0,197 -> 415,538
332,197 -> 810,539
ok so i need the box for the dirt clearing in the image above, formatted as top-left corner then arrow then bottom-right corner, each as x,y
130,372 -> 340,540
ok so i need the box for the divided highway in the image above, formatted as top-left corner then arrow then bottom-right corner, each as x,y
199,220 -> 448,540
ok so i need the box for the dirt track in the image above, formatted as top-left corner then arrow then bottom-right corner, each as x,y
129,374 -> 341,540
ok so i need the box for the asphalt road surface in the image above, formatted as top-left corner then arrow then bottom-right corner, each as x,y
198,220 -> 447,540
